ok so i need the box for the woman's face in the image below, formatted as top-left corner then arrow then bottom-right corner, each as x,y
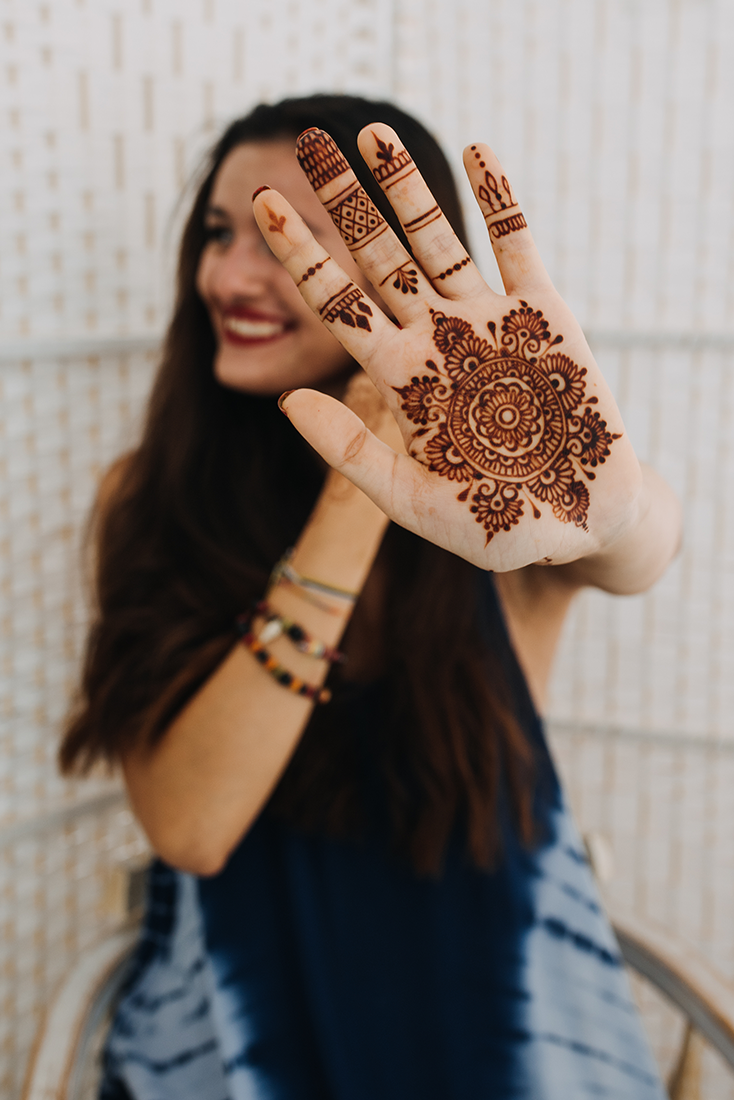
196,139 -> 368,396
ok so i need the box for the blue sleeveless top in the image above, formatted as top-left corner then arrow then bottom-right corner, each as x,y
100,579 -> 664,1100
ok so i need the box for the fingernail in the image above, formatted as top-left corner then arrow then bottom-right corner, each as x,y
252,185 -> 270,201
278,390 -> 295,415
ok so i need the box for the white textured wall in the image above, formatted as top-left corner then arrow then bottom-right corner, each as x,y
1,1 -> 734,1095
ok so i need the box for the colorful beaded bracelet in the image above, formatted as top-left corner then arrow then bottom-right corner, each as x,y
253,601 -> 346,664
238,628 -> 332,705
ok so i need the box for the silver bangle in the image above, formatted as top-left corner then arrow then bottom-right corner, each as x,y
269,548 -> 359,605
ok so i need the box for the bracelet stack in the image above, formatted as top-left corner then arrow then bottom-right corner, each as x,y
269,547 -> 358,615
236,553 -> 354,704
237,619 -> 333,704
253,601 -> 346,663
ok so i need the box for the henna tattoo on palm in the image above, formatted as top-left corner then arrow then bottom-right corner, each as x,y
394,304 -> 621,543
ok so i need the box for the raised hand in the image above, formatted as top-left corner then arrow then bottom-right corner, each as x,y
253,125 -> 644,573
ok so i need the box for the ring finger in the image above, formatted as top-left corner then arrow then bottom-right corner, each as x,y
356,123 -> 489,300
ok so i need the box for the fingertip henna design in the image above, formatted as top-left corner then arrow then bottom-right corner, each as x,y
371,132 -> 415,188
297,129 -> 389,253
392,304 -> 620,543
265,205 -> 286,234
297,129 -> 350,191
477,170 -> 527,240
478,171 -> 516,214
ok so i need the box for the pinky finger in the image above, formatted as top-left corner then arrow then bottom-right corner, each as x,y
463,143 -> 553,296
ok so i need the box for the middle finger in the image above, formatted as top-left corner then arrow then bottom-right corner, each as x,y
295,128 -> 434,324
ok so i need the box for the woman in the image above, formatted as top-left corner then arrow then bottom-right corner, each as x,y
61,95 -> 680,1099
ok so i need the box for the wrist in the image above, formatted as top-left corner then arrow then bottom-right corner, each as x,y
291,473 -> 389,596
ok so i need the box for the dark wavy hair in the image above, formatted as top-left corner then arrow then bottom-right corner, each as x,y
59,94 -> 536,875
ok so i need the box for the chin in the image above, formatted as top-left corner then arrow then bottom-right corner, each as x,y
213,347 -> 357,398
213,348 -> 293,396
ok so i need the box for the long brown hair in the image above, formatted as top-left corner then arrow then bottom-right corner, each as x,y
60,94 -> 536,875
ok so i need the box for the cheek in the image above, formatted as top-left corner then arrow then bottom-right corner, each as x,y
195,252 -> 214,305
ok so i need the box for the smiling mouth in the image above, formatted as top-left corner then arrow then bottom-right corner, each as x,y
223,316 -> 289,341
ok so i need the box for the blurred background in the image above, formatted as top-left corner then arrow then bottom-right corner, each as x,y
1,0 -> 734,1095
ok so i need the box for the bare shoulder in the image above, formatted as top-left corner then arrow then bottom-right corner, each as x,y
493,564 -> 581,714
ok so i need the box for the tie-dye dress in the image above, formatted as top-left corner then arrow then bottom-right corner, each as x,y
99,580 -> 665,1100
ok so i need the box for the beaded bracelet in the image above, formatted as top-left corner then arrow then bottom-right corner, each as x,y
253,601 -> 346,664
237,626 -> 332,704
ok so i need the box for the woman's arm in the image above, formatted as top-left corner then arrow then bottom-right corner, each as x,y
121,377 -> 397,877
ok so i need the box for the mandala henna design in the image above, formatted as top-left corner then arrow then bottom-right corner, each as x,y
566,407 -> 621,477
319,283 -> 373,331
393,303 -> 621,543
380,262 -> 420,294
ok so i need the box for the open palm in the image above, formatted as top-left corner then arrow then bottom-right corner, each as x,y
254,124 -> 643,572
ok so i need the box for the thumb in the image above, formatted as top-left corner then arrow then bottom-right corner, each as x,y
279,388 -> 427,523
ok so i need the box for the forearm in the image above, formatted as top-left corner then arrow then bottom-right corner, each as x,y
553,463 -> 682,594
123,469 -> 388,876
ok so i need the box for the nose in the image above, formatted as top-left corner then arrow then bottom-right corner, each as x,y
211,230 -> 279,303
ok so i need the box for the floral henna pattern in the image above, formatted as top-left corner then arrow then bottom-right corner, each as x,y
371,132 -> 416,189
265,206 -> 286,234
319,283 -> 373,331
380,262 -> 420,294
393,303 -> 621,543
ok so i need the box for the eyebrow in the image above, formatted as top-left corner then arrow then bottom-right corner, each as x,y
203,204 -> 231,219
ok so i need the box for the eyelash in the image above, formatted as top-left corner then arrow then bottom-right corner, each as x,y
203,224 -> 232,245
